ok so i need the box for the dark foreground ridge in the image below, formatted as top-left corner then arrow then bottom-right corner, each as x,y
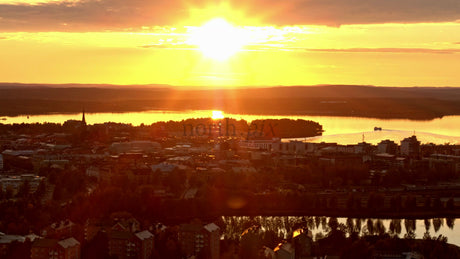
1,83 -> 460,119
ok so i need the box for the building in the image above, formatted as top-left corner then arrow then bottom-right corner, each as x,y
0,233 -> 25,257
273,241 -> 295,259
58,238 -> 81,259
293,228 -> 314,258
0,174 -> 44,196
106,217 -> 153,259
203,223 -> 220,259
239,139 -> 279,151
108,231 -> 137,259
401,136 -> 421,157
108,230 -> 154,259
31,237 -> 80,259
425,154 -> 460,174
354,142 -> 374,154
134,231 -> 154,259
272,141 -> 320,155
110,141 -> 161,154
178,222 -> 220,259
1,149 -> 35,171
41,220 -> 76,240
377,139 -> 398,155
151,162 -> 178,175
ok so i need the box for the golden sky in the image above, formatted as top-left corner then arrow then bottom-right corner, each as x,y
0,0 -> 459,87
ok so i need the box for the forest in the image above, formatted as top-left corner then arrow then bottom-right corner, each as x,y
1,84 -> 460,119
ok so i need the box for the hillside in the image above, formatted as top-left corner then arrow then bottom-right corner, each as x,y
1,84 -> 460,119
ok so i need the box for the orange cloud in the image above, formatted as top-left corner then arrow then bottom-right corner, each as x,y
0,0 -> 459,31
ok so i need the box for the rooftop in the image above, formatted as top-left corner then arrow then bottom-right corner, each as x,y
58,237 -> 80,249
135,230 -> 154,241
204,223 -> 220,233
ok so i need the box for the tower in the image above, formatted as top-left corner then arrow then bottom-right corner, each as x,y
82,109 -> 87,126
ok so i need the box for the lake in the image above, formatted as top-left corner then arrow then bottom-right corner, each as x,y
1,110 -> 459,144
221,216 -> 460,247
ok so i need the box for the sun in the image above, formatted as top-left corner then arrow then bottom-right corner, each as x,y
188,18 -> 249,61
211,110 -> 225,119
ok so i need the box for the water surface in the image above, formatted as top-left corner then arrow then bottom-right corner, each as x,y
2,110 -> 459,144
222,216 -> 460,246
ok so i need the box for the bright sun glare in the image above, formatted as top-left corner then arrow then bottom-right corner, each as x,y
211,110 -> 225,119
188,18 -> 249,61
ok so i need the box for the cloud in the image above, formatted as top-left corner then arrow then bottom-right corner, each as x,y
0,0 -> 459,31
0,0 -> 183,31
249,0 -> 460,26
140,43 -> 196,50
303,48 -> 460,54
243,45 -> 460,54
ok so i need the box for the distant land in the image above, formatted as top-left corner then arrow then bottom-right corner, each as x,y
1,83 -> 460,120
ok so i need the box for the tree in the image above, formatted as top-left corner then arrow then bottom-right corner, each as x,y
446,218 -> 455,229
433,218 -> 443,233
391,219 -> 402,235
404,230 -> 415,239
375,220 -> 386,236
346,218 -> 355,235
404,219 -> 416,233
366,219 -> 374,235
328,217 -> 339,231
424,219 -> 431,232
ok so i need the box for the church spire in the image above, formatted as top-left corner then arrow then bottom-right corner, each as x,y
82,108 -> 86,126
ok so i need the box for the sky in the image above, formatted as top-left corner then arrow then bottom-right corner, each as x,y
0,0 -> 459,87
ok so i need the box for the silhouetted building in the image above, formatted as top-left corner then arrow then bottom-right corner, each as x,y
134,231 -> 154,259
0,233 -> 26,258
401,136 -> 420,157
0,174 -> 44,195
274,240 -> 295,259
107,218 -> 153,259
81,109 -> 86,127
31,237 -> 80,259
293,229 -> 313,259
377,139 -> 398,155
108,231 -> 137,259
1,149 -> 34,171
178,222 -> 220,259
239,225 -> 262,259
41,220 -> 76,240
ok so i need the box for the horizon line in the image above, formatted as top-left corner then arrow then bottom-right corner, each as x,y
1,82 -> 460,90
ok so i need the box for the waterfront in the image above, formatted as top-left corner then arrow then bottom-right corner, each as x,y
222,216 -> 460,246
2,110 -> 460,144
